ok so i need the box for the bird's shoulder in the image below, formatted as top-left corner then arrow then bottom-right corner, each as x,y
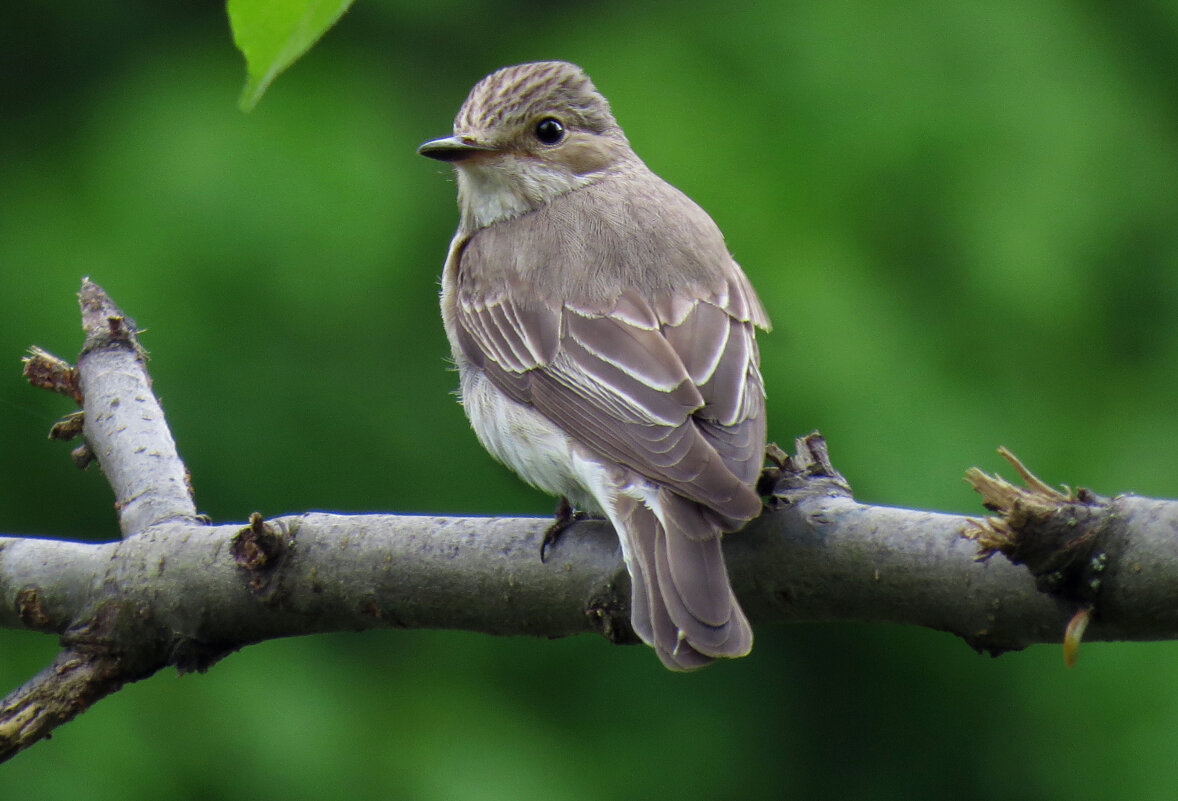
457,165 -> 734,312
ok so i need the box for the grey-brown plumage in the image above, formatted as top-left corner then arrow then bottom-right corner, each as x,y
419,61 -> 770,669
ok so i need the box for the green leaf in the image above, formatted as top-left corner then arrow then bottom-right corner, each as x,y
227,0 -> 355,112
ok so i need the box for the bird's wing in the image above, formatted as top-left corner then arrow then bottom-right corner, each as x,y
453,267 -> 767,523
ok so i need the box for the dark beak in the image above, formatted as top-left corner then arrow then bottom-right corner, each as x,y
417,136 -> 496,163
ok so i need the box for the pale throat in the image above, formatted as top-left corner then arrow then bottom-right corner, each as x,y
455,156 -> 595,230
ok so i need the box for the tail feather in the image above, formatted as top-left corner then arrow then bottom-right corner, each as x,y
659,492 -> 736,626
637,517 -> 715,671
616,495 -> 656,647
654,526 -> 747,655
610,491 -> 753,671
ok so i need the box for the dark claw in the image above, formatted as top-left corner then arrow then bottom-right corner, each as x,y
540,497 -> 576,563
540,497 -> 603,562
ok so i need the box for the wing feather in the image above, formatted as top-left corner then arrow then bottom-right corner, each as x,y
455,271 -> 766,523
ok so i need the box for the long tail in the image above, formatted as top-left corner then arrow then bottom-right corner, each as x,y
612,490 -> 752,670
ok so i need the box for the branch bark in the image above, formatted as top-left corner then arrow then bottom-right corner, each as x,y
3,280 -> 1176,762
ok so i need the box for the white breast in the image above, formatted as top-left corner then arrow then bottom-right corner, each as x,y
458,364 -> 602,512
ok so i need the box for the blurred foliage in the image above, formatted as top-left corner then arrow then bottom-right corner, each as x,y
2,1 -> 1178,798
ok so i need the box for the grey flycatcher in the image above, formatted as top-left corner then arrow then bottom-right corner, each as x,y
418,61 -> 771,669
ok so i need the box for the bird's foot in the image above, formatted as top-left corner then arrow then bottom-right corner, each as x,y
540,497 -> 600,562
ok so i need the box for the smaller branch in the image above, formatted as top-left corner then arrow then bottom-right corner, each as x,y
0,652 -> 112,760
73,279 -> 199,536
0,637 -> 154,763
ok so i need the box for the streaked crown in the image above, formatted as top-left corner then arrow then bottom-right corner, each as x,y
424,61 -> 637,229
453,61 -> 620,140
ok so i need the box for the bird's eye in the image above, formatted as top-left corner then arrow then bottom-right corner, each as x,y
534,117 -> 565,145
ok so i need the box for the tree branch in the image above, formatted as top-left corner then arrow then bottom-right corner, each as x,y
3,280 -> 1176,762
75,278 -> 200,535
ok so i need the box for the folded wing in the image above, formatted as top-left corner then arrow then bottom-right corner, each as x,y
453,264 -> 767,526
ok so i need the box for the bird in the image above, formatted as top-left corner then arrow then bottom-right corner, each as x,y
418,61 -> 770,669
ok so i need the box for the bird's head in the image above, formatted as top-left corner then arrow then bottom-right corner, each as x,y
419,61 -> 634,230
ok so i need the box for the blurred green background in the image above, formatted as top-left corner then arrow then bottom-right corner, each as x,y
3,1 -> 1178,798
